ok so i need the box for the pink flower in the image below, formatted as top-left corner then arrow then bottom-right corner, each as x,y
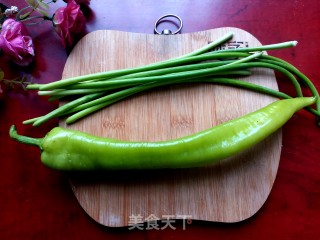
0,19 -> 35,66
53,0 -> 86,48
63,0 -> 90,5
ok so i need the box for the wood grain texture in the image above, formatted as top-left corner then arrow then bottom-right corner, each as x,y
60,27 -> 282,227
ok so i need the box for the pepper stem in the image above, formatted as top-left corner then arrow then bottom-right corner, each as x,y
9,125 -> 42,149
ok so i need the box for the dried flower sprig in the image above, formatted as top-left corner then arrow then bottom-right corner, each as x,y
0,69 -> 32,91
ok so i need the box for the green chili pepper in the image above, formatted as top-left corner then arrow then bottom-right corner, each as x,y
9,97 -> 315,171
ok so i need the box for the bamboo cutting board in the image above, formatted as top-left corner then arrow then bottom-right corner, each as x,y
60,27 -> 282,227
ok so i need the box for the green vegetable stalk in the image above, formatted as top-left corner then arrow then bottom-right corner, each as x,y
10,97 -> 316,171
23,32 -> 320,126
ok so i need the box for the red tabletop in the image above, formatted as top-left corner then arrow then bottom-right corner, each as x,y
1,1 -> 319,239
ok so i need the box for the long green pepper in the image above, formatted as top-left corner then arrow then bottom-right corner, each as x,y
10,97 -> 315,171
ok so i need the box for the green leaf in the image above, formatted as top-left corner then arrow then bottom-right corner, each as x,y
25,0 -> 38,9
19,10 -> 33,20
37,0 -> 49,10
35,8 -> 48,17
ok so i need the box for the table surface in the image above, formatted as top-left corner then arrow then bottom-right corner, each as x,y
1,1 -> 319,239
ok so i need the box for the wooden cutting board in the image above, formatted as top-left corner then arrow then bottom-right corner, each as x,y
60,27 -> 282,227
